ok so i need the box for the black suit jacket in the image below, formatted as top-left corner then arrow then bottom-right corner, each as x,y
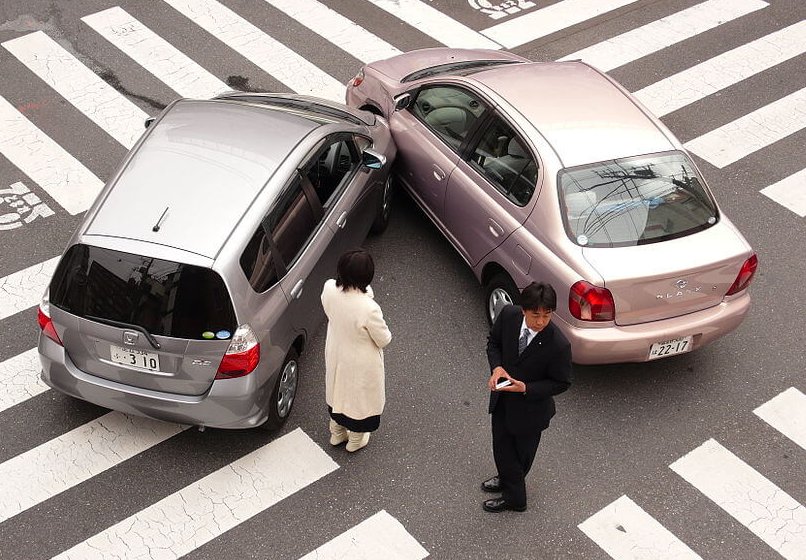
487,305 -> 572,434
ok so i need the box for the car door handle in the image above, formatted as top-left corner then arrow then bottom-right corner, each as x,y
336,211 -> 347,229
432,165 -> 446,181
290,279 -> 304,299
488,219 -> 504,238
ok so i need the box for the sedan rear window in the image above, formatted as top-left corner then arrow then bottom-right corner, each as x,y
559,152 -> 718,248
50,244 -> 237,339
401,60 -> 521,83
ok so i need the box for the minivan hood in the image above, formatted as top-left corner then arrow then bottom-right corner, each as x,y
582,222 -> 752,326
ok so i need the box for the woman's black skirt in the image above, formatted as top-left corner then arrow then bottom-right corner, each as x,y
328,406 -> 380,432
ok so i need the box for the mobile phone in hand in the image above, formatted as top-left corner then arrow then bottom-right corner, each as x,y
495,378 -> 513,389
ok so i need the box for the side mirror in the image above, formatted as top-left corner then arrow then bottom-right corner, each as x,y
144,117 -> 156,129
393,93 -> 411,112
361,149 -> 387,170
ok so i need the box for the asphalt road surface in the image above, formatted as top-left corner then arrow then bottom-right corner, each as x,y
0,1 -> 804,559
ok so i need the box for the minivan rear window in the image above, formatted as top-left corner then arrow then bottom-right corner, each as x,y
558,152 -> 718,248
49,244 -> 237,340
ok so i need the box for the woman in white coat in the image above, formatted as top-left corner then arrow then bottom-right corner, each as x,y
321,250 -> 392,452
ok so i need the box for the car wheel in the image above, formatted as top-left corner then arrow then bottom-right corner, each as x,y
485,273 -> 519,325
370,174 -> 394,235
261,348 -> 299,431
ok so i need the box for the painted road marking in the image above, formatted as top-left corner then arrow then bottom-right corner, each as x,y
52,428 -> 338,560
298,510 -> 429,560
468,0 -> 536,21
0,347 -> 48,414
160,0 -> 345,102
670,439 -> 806,560
0,256 -> 59,322
754,387 -> 806,450
82,7 -> 229,100
3,31 -> 149,149
364,0 -> 500,49
578,495 -> 703,560
635,20 -> 806,117
482,0 -> 640,49
0,181 -> 55,231
684,87 -> 806,168
264,0 -> 402,63
560,0 -> 767,72
760,169 -> 806,218
0,96 -> 104,215
0,412 -> 187,524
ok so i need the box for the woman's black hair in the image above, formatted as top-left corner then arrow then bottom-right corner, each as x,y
335,249 -> 375,293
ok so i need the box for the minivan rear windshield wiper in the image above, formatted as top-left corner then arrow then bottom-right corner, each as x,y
85,315 -> 162,350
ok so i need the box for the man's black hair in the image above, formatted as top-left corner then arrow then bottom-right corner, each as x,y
335,249 -> 375,293
520,282 -> 557,311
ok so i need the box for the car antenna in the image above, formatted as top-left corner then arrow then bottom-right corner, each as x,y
152,206 -> 169,232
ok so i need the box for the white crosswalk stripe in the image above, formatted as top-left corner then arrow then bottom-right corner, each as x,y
364,0 -> 499,50
634,20 -> 806,117
0,347 -> 48,414
298,510 -> 429,560
482,0 -> 640,49
160,0 -> 345,102
559,0 -> 768,72
0,96 -> 104,215
0,412 -> 187,525
684,86 -> 806,168
264,0 -> 402,63
753,387 -> 806,450
670,439 -> 806,560
579,495 -> 703,560
760,169 -> 806,217
0,255 -> 58,321
52,428 -> 338,560
81,7 -> 230,99
3,31 -> 150,149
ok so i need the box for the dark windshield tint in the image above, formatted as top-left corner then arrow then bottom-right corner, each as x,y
559,152 -> 718,248
401,60 -> 521,83
50,244 -> 237,339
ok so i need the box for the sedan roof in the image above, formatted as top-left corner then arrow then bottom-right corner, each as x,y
86,99 -> 319,259
471,62 -> 675,168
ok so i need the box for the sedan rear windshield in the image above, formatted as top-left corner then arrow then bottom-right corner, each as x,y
401,60 -> 522,83
49,244 -> 237,340
558,152 -> 718,248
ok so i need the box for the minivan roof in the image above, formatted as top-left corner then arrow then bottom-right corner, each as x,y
471,62 -> 675,168
86,99 -> 319,259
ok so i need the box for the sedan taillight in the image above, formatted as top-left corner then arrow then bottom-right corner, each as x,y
725,254 -> 758,296
569,280 -> 615,322
37,298 -> 63,346
216,324 -> 260,379
350,68 -> 365,87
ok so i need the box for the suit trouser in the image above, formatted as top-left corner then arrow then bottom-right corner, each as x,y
492,406 -> 542,508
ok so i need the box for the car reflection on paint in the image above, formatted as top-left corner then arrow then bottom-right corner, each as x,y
346,48 -> 757,364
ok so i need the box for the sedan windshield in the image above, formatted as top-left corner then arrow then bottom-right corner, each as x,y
558,152 -> 718,248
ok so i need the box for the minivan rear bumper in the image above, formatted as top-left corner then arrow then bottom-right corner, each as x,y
556,291 -> 751,365
38,337 -> 272,429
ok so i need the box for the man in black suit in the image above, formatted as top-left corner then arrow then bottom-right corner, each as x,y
482,282 -> 572,513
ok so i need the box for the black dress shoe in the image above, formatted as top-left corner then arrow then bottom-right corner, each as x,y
483,498 -> 527,513
481,476 -> 501,493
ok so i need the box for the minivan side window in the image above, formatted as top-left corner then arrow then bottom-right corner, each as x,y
304,137 -> 360,209
468,115 -> 537,206
240,177 -> 319,292
411,86 -> 488,151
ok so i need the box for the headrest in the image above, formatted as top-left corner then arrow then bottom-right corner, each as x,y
508,138 -> 528,158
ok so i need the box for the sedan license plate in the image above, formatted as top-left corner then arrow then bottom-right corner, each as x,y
648,336 -> 693,360
110,345 -> 160,371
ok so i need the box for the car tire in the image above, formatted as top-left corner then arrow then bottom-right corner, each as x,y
370,174 -> 394,235
261,348 -> 299,431
485,273 -> 519,325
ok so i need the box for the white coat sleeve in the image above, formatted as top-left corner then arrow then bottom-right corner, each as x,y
365,303 -> 392,349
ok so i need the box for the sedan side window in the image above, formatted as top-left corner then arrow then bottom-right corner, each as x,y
468,116 -> 537,206
305,137 -> 359,209
411,86 -> 488,151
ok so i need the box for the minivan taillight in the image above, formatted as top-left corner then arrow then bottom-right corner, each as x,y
216,324 -> 260,379
569,280 -> 616,322
37,297 -> 63,346
725,254 -> 758,296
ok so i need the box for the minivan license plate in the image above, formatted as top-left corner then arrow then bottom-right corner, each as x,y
648,336 -> 693,360
110,345 -> 160,371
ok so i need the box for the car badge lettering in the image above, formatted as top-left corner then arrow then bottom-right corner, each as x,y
675,279 -> 688,289
123,331 -> 139,346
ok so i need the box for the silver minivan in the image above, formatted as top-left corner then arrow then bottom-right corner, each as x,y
37,93 -> 396,430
